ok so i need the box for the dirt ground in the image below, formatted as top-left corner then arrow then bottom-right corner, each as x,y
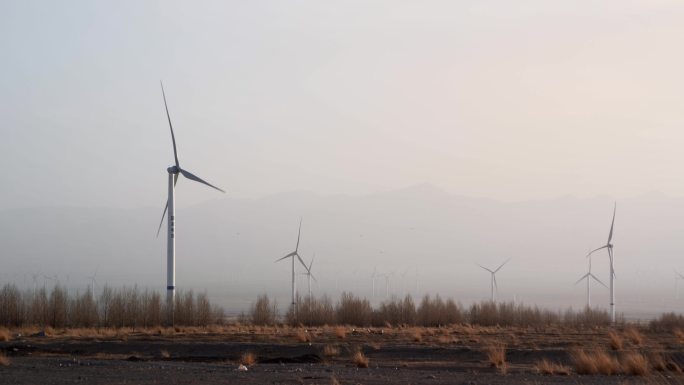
1,325 -> 684,384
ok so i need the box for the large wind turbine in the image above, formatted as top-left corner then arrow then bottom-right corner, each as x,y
478,259 -> 510,302
574,255 -> 607,308
155,82 -> 225,325
301,254 -> 317,299
587,203 -> 616,322
276,219 -> 310,314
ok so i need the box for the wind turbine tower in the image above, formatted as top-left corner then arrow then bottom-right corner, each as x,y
155,82 -> 225,325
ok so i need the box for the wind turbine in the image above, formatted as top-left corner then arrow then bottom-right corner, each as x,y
300,254 -> 317,299
371,267 -> 378,297
675,270 -> 684,300
478,259 -> 510,302
275,219 -> 310,316
155,82 -> 225,325
574,255 -> 607,308
86,267 -> 98,302
587,203 -> 616,322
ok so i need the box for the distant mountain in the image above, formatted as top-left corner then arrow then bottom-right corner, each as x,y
2,185 -> 683,317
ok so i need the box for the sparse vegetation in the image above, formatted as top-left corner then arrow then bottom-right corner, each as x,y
534,358 -> 570,375
621,352 -> 649,376
0,352 -> 9,367
623,325 -> 644,345
240,352 -> 256,366
570,348 -> 618,375
608,330 -> 623,350
485,344 -> 506,370
333,326 -> 346,339
0,327 -> 10,342
352,350 -> 369,368
323,344 -> 339,358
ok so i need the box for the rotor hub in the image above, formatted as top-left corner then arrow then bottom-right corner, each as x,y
167,166 -> 180,174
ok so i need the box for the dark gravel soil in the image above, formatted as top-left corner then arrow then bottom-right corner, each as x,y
1,327 -> 683,385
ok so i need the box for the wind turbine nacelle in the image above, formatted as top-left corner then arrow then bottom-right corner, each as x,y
167,166 -> 180,174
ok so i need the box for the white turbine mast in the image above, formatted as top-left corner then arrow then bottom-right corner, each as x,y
587,202 -> 616,323
155,81 -> 225,326
275,218 -> 310,317
371,267 -> 378,297
478,259 -> 510,302
574,254 -> 607,308
86,267 -> 98,302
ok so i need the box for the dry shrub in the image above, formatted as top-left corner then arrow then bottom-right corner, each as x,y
571,348 -> 618,375
649,353 -> 666,371
438,335 -> 453,344
485,344 -> 506,369
535,358 -> 570,375
411,329 -> 423,342
0,328 -> 10,342
675,328 -> 684,343
295,329 -> 311,343
621,352 -> 649,376
240,352 -> 256,366
352,351 -> 369,368
330,375 -> 340,385
334,326 -> 346,339
0,352 -> 9,367
623,326 -> 643,345
666,360 -> 682,373
323,345 -> 339,358
160,349 -> 170,359
608,330 -> 623,350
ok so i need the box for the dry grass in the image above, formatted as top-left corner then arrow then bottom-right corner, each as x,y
410,329 -> 423,342
160,349 -> 170,359
623,326 -> 644,345
534,358 -> 570,375
295,329 -> 311,343
621,352 -> 649,376
608,330 -> 623,350
240,352 -> 257,366
0,327 -> 10,342
323,345 -> 339,358
648,353 -> 666,372
334,326 -> 346,339
352,351 -> 369,368
570,348 -> 619,375
485,344 -> 506,370
330,375 -> 340,385
674,328 -> 684,343
0,352 -> 9,367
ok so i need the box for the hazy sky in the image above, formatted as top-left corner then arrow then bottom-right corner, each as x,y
2,0 -> 684,210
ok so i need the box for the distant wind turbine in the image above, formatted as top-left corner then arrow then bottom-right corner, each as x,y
275,219 -> 310,314
574,255 -> 607,308
371,267 -> 378,297
587,203 -> 616,322
478,259 -> 510,302
155,82 -> 225,325
300,254 -> 317,299
675,270 -> 684,300
86,267 -> 98,302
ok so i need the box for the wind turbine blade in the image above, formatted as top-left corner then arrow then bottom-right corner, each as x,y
586,245 -> 608,257
493,274 -> 498,290
179,169 -> 225,193
160,81 -> 180,169
494,258 -> 511,273
155,201 -> 168,237
310,273 -> 318,283
308,254 -> 315,271
608,202 -> 616,243
675,269 -> 684,280
275,252 -> 296,262
478,264 -> 494,273
574,273 -> 590,286
296,253 -> 309,271
589,273 -> 608,288
295,218 -> 302,252
608,247 -> 616,278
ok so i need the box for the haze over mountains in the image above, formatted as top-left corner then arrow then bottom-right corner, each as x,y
2,183 -> 683,318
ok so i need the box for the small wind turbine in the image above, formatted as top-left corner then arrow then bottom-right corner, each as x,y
675,270 -> 684,300
86,267 -> 98,302
478,259 -> 510,302
275,219 -> 310,315
587,203 -> 616,322
300,254 -> 317,299
574,255 -> 607,308
371,267 -> 378,297
155,82 -> 225,325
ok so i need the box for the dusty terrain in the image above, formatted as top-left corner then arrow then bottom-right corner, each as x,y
1,325 -> 684,384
